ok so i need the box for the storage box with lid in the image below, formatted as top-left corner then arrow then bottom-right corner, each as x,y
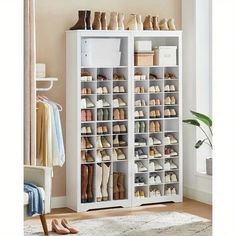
154,46 -> 177,66
81,38 -> 121,67
134,52 -> 154,66
134,41 -> 152,52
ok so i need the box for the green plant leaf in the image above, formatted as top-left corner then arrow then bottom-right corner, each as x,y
195,140 -> 204,149
190,110 -> 212,127
182,119 -> 200,127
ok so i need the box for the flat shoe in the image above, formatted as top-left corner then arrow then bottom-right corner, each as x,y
51,219 -> 70,235
61,218 -> 79,234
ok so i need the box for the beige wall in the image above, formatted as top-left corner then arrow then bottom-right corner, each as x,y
35,0 -> 182,197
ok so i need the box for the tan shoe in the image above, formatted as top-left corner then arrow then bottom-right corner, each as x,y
101,12 -> 107,30
150,99 -> 156,106
85,137 -> 93,149
108,12 -> 118,30
159,18 -> 169,30
61,218 -> 79,234
119,109 -> 125,120
120,124 -> 127,133
152,16 -> 160,30
155,121 -> 161,132
143,15 -> 153,30
170,109 -> 177,117
171,96 -> 176,104
97,126 -> 103,134
51,219 -> 70,235
92,12 -> 101,30
155,99 -> 161,105
102,126 -> 108,134
113,109 -> 120,120
117,173 -> 125,199
164,109 -> 171,117
149,121 -> 156,132
113,124 -> 121,133
81,137 -> 86,149
85,152 -> 94,162
126,14 -> 137,30
168,18 -> 176,30
156,110 -> 161,117
150,110 -> 156,118
165,96 -> 171,105
117,149 -> 126,160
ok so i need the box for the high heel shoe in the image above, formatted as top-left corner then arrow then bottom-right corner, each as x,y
51,219 -> 70,234
61,218 -> 79,234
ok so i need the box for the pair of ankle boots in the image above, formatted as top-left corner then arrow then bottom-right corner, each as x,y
70,10 -> 91,30
81,164 -> 94,203
113,172 -> 125,200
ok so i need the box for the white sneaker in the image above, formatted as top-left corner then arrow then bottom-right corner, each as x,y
120,86 -> 125,93
149,86 -> 156,93
171,173 -> 178,182
136,161 -> 148,172
164,161 -> 171,171
86,98 -> 95,108
171,187 -> 177,195
170,85 -> 176,92
153,137 -> 161,145
113,86 -> 119,93
155,189 -> 161,197
154,161 -> 163,170
168,135 -> 178,144
102,99 -> 110,107
164,136 -> 171,145
164,85 -> 170,92
150,190 -> 155,197
165,187 -> 171,196
118,98 -> 126,106
170,160 -> 178,169
165,174 -> 171,183
149,175 -> 156,185
155,175 -> 162,184
81,98 -> 86,109
113,99 -> 120,107
155,86 -> 160,93
149,161 -> 155,172
97,87 -> 103,94
97,99 -> 103,108
103,87 -> 108,94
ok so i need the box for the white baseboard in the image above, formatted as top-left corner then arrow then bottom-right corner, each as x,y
51,196 -> 67,209
184,186 -> 212,205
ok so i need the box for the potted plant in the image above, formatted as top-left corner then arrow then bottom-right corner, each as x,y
183,110 -> 212,175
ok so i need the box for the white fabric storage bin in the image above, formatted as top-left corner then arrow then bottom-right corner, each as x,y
81,51 -> 121,67
81,38 -> 121,53
36,63 -> 46,78
154,46 -> 177,66
134,41 -> 152,52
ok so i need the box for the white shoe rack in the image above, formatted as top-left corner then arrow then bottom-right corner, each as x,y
66,30 -> 182,212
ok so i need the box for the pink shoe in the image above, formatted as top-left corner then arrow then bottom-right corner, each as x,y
51,219 -> 70,235
61,218 -> 79,234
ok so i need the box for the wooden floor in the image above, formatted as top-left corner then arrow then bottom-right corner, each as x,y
28,198 -> 211,223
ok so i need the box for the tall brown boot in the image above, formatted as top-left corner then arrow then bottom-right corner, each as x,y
81,165 -> 88,203
70,10 -> 86,30
143,15 -> 153,30
92,12 -> 101,30
117,172 -> 125,199
101,12 -> 107,30
152,16 -> 160,30
113,172 -> 119,200
87,164 -> 94,202
86,10 -> 91,30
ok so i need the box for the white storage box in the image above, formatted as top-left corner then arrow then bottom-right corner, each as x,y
81,51 -> 121,67
154,46 -> 177,66
134,41 -> 152,52
82,38 -> 121,53
36,63 -> 46,78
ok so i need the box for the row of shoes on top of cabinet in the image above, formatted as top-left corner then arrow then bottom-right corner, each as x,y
70,10 -> 176,31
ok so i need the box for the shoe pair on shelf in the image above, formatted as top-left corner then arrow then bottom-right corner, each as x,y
113,124 -> 127,133
97,74 -> 107,81
135,110 -> 145,119
149,121 -> 161,132
165,172 -> 178,183
150,99 -> 161,106
113,86 -> 126,93
97,109 -> 109,120
97,149 -> 110,161
149,160 -> 163,171
70,10 -> 92,30
149,147 -> 162,158
81,71 -> 93,81
113,172 -> 126,200
81,98 -> 95,109
81,137 -> 93,149
150,110 -> 161,118
134,73 -> 146,81
159,18 -> 176,31
51,219 -> 79,235
164,85 -> 176,92
135,176 -> 146,186
81,110 -> 93,121
135,161 -> 148,172
113,98 -> 127,107
135,190 -> 145,198
150,189 -> 161,197
164,135 -> 178,145
135,148 -> 148,159
97,87 -> 109,94
135,138 -> 147,147
135,86 -> 145,93
113,135 -> 127,147
113,108 -> 125,120
113,73 -> 125,80
81,150 -> 94,163
81,87 -> 92,94
135,99 -> 146,107
165,187 -> 177,196
149,73 -> 159,80
149,136 -> 162,146
81,164 -> 94,203
97,99 -> 110,108
149,174 -> 162,185
165,72 -> 176,80
164,160 -> 178,170
81,126 -> 92,135
97,126 -> 109,134
113,148 -> 126,160
164,108 -> 177,117
165,147 -> 178,157
135,121 -> 146,133
97,136 -> 111,148
164,96 -> 176,105
149,86 -> 161,93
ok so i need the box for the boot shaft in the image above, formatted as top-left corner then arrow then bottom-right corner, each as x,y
85,10 -> 91,30
101,12 -> 107,30
117,173 -> 125,192
108,12 -> 118,30
93,12 -> 101,30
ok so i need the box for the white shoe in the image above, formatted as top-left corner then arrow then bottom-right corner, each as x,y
136,161 -> 148,172
113,149 -> 118,160
150,190 -> 155,197
135,111 -> 140,119
113,99 -> 120,107
168,135 -> 178,144
86,127 -> 92,134
102,99 -> 110,107
97,150 -> 102,162
154,161 -> 163,170
171,173 -> 178,182
149,137 -> 154,146
113,86 -> 119,93
86,98 -> 95,108
120,86 -> 125,93
165,174 -> 171,183
164,109 -> 171,117
103,87 -> 108,94
155,86 -> 160,93
135,100 -> 141,106
149,175 -> 156,185
96,164 -> 103,201
81,98 -> 86,109
97,99 -> 103,108
97,137 -> 103,148
97,87 -> 103,94
155,175 -> 162,184
81,126 -> 87,134
170,160 -> 178,169
149,86 -> 156,93
134,75 -> 141,80
164,161 -> 171,171
170,85 -> 176,92
171,96 -> 176,105
171,187 -> 177,195
155,189 -> 161,197
165,187 -> 171,196
153,137 -> 161,145
164,136 -> 171,145
118,98 -> 126,106
164,85 -> 170,92
149,161 -> 155,172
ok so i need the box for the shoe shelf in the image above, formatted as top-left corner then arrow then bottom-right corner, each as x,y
66,31 -> 182,211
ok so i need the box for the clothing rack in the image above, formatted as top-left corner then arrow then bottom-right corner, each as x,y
36,77 -> 58,91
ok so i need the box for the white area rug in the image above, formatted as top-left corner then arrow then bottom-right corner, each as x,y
24,212 -> 212,236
